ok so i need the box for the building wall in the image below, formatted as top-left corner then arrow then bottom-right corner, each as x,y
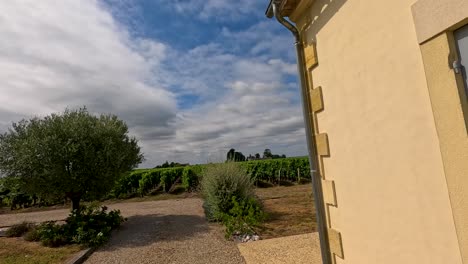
294,0 -> 462,263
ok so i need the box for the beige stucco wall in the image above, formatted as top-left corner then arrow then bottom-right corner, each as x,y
420,32 -> 468,264
295,0 -> 462,263
412,0 -> 468,43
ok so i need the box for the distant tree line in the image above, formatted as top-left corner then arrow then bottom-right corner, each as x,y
154,161 -> 189,169
226,148 -> 286,162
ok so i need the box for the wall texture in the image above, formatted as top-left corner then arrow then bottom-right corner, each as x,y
294,0 -> 462,263
412,0 -> 468,43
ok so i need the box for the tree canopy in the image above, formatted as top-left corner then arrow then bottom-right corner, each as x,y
263,149 -> 272,159
155,161 -> 189,168
226,148 -> 246,162
0,108 -> 143,211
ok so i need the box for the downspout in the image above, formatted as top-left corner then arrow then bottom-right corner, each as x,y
271,3 -> 331,264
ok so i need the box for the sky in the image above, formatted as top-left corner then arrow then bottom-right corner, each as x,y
0,0 -> 307,167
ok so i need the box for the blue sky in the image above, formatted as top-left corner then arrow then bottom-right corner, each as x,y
0,0 -> 307,167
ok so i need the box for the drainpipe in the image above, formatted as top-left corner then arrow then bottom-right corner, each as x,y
270,3 -> 331,264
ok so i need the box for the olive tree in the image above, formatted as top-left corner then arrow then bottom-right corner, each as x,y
0,108 -> 143,211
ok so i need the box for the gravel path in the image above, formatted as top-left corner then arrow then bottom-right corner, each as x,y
0,198 -> 245,264
0,207 -> 70,227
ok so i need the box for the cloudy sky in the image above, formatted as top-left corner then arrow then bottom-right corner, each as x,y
0,0 -> 307,167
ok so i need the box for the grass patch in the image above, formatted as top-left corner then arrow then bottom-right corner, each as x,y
256,184 -> 317,239
0,237 -> 81,264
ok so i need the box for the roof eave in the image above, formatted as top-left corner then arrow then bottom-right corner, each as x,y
265,0 -> 275,18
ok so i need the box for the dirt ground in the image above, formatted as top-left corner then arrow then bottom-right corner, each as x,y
0,184 -> 316,264
255,184 -> 317,239
85,199 -> 244,264
0,198 -> 244,264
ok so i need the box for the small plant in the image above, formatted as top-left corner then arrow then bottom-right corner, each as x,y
6,221 -> 32,237
201,163 -> 254,221
221,196 -> 266,238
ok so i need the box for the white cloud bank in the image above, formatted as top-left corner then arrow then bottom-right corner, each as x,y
0,0 -> 307,167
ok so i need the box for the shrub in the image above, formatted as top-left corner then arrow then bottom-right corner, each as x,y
201,163 -> 254,221
65,205 -> 125,247
221,196 -> 266,238
6,221 -> 32,237
24,226 -> 41,242
36,222 -> 69,247
31,205 -> 125,248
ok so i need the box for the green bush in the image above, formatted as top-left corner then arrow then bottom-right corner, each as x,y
65,205 -> 125,247
32,205 -> 125,248
36,222 -> 69,247
201,163 -> 254,221
6,221 -> 32,237
222,196 -> 266,238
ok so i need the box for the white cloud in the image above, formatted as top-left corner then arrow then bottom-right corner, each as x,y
0,0 -> 307,167
0,0 -> 177,139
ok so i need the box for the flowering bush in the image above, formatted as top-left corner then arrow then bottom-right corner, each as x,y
34,204 -> 125,247
66,205 -> 125,247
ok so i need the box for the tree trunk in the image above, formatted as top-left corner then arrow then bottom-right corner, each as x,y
71,197 -> 80,211
66,192 -> 82,212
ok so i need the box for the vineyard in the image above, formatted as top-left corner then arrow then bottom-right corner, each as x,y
111,157 -> 310,199
1,157 -> 311,207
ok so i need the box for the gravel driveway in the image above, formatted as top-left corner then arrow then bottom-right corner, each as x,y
0,198 -> 245,264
